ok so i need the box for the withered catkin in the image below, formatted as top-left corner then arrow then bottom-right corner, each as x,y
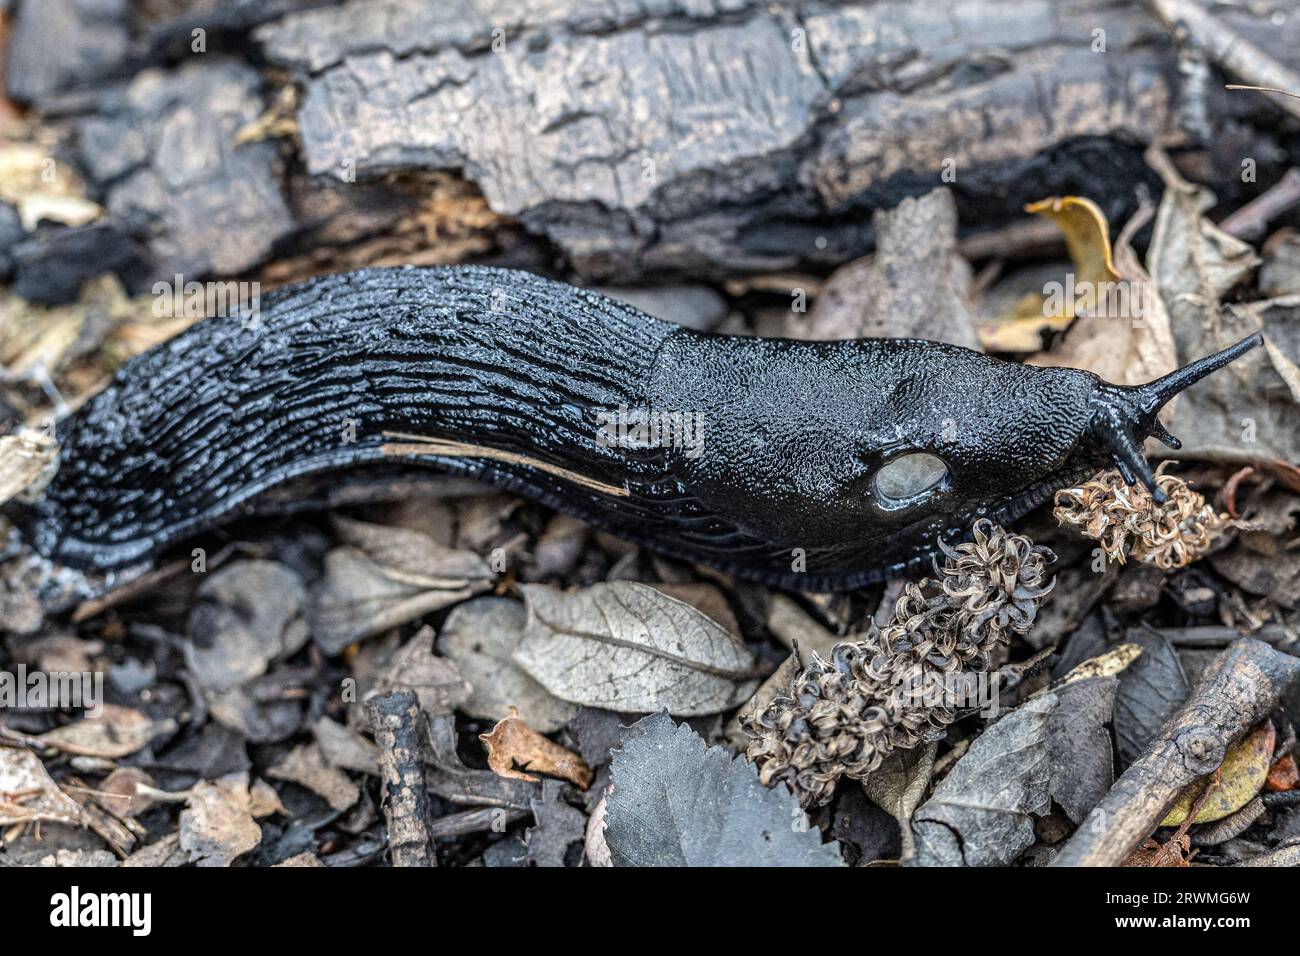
742,520 -> 1054,807
1053,469 -> 1229,569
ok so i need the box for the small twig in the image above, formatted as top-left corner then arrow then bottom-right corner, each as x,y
1219,466 -> 1255,518
1225,84 -> 1300,101
1159,623 -> 1291,647
1233,838 -> 1300,867
1218,168 -> 1300,240
1053,639 -> 1300,866
1262,790 -> 1300,809
368,690 -> 437,867
1147,0 -> 1300,122
426,806 -> 529,839
1191,794 -> 1266,846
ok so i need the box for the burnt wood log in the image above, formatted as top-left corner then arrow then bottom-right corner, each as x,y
254,0 -> 1300,279
5,0 -> 1300,295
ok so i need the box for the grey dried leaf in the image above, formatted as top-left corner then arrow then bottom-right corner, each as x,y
604,713 -> 844,867
1114,629 -> 1189,769
309,546 -> 485,653
649,582 -> 741,635
178,773 -> 265,867
798,188 -> 978,348
1046,675 -> 1119,824
312,716 -> 379,776
525,779 -> 587,868
332,513 -> 492,582
205,684 -> 303,745
124,833 -> 187,868
765,593 -> 840,659
525,512 -> 589,580
185,560 -> 308,693
267,742 -> 360,812
437,596 -> 577,732
862,741 -> 938,862
1146,151 -> 1294,463
910,694 -> 1056,867
828,787 -> 901,866
371,625 -> 471,717
35,704 -> 176,759
38,849 -> 119,868
512,582 -> 758,716
309,515 -> 493,654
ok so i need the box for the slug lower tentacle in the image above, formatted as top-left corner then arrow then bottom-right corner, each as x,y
6,265 -> 1261,591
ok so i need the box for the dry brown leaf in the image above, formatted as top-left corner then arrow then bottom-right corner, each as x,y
1161,721 -> 1276,826
0,747 -> 139,855
370,625 -> 471,716
1123,834 -> 1191,867
1267,754 -> 1298,792
123,833 -> 188,868
584,793 -> 613,867
310,514 -> 493,652
1262,333 -> 1300,403
249,778 -> 286,819
179,773 -> 266,867
0,429 -> 58,506
479,706 -> 592,790
267,743 -> 360,812
16,633 -> 103,673
0,746 -> 86,828
1144,148 -> 1282,464
36,705 -> 177,759
92,767 -> 156,818
0,141 -> 101,230
1,275 -> 162,388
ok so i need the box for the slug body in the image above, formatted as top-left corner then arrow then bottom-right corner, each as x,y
11,266 -> 1259,591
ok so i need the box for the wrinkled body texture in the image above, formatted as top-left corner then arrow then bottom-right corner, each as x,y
13,266 -> 1109,589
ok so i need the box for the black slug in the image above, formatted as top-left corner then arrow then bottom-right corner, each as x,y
9,265 -> 1260,591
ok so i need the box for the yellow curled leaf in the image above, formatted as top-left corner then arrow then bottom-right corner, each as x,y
978,195 -> 1121,352
1161,721 -> 1275,826
1024,195 -> 1120,290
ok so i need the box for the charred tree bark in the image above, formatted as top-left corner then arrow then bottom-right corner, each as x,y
4,0 -> 1300,298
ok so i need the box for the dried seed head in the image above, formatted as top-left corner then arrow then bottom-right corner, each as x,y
742,519 -> 1054,807
1053,469 -> 1230,569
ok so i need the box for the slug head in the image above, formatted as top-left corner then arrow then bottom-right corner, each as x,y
648,328 -> 1262,588
1079,333 -> 1262,503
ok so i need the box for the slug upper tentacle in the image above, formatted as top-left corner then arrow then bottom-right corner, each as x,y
5,265 -> 1262,591
1082,333 -> 1262,503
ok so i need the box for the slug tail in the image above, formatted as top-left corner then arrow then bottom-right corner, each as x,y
1087,333 -> 1262,503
